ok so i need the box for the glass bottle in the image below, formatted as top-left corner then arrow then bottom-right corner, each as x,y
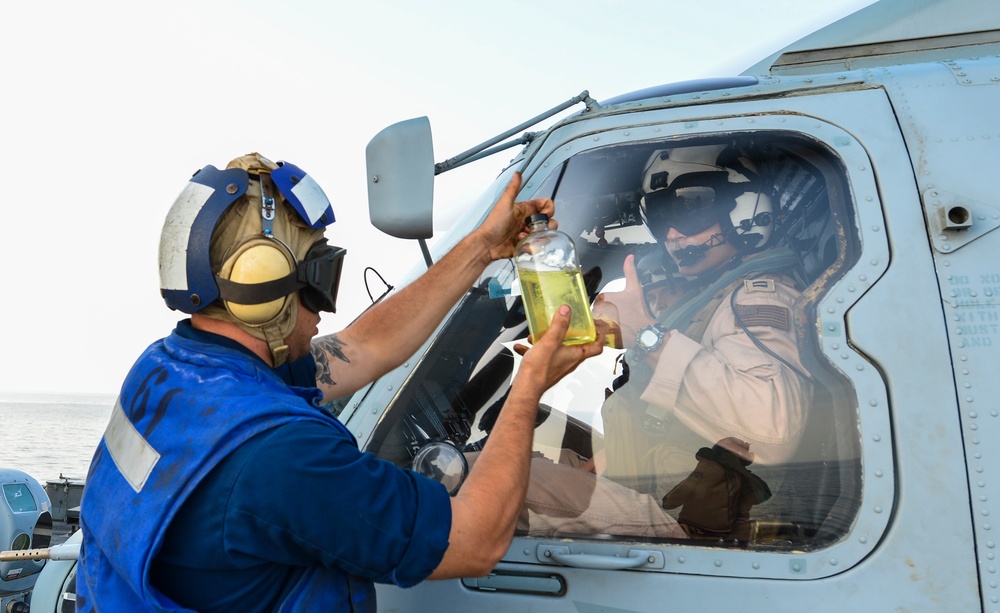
514,213 -> 596,345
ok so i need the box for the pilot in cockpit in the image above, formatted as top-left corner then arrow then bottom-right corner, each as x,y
517,144 -> 814,541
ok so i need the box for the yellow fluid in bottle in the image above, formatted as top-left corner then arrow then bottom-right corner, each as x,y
518,268 -> 596,345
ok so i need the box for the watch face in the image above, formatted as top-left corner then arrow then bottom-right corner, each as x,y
639,328 -> 660,349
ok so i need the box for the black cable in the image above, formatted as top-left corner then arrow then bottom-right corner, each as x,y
363,266 -> 394,304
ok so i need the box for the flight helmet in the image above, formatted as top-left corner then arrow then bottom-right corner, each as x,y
635,250 -> 690,317
639,145 -> 774,252
636,250 -> 682,293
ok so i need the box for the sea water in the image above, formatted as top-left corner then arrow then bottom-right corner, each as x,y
0,393 -> 114,486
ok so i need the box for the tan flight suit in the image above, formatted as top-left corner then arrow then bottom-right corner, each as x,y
517,269 -> 811,541
603,273 -> 810,504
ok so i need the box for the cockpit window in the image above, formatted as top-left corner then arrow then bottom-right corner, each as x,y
3,483 -> 38,513
365,133 -> 864,555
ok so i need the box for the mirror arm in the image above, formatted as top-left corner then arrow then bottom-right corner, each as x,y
434,90 -> 599,175
435,132 -> 538,174
419,239 -> 433,269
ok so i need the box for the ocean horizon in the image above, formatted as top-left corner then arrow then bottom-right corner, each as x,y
0,392 -> 116,486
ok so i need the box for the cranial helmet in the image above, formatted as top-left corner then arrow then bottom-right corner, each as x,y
636,250 -> 682,293
639,145 -> 774,252
158,153 -> 345,366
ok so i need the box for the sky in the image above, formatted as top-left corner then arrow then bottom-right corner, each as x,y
0,0 -> 877,397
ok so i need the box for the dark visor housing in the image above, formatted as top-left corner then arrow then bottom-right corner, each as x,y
643,171 -> 733,237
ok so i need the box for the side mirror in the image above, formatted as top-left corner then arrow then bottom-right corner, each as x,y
365,116 -> 435,240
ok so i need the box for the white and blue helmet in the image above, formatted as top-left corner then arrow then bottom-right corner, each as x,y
158,153 -> 344,365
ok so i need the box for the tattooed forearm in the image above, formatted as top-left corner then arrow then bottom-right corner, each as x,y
312,335 -> 351,388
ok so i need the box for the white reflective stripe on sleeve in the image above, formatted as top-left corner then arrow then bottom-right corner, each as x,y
290,174 -> 329,226
104,398 -> 160,493
159,181 -> 215,291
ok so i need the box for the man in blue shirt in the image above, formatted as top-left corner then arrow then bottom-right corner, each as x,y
77,153 -> 603,612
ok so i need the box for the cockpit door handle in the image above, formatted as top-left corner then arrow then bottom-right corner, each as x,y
537,545 -> 665,570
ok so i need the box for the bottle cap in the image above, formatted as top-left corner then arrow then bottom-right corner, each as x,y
526,213 -> 549,225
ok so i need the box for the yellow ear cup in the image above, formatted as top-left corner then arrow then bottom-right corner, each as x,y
225,243 -> 292,324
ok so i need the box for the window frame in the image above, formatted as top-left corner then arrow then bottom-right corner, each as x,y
494,111 -> 895,580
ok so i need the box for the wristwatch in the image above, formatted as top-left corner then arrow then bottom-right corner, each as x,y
633,323 -> 668,356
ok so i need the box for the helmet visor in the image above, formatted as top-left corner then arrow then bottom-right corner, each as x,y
643,170 -> 731,237
298,240 -> 347,313
645,185 -> 722,236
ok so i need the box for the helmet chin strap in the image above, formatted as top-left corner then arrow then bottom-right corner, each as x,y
259,320 -> 291,367
672,233 -> 726,267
